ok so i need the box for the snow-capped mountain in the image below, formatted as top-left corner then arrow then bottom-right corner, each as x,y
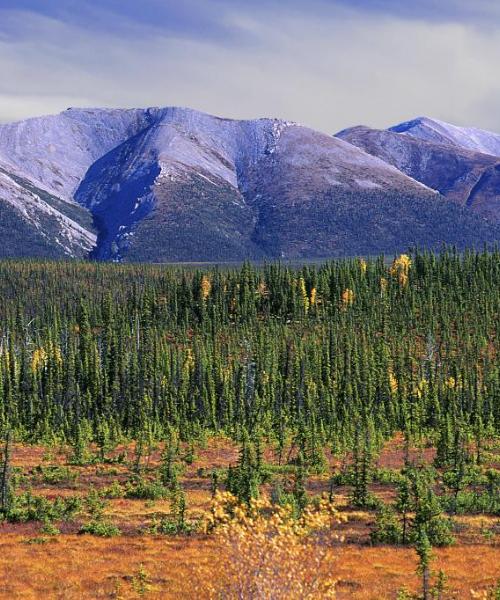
0,107 -> 499,261
0,108 -> 158,200
72,108 -> 443,261
336,124 -> 500,221
390,117 -> 500,157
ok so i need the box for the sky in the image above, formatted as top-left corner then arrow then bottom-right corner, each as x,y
1,0 -> 499,134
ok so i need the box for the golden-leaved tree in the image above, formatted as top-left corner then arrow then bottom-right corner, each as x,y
196,491 -> 345,599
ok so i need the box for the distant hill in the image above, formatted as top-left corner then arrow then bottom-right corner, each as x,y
0,108 -> 499,261
389,116 -> 500,157
336,123 -> 500,221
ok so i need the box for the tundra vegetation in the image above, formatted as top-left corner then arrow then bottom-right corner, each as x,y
0,249 -> 499,598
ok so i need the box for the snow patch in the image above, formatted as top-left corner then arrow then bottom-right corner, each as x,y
355,178 -> 382,190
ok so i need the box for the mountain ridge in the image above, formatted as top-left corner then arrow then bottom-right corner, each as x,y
336,123 -> 500,221
389,116 -> 500,157
0,107 -> 499,261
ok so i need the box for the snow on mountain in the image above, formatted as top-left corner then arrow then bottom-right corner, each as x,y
390,117 -> 500,158
0,108 -> 160,200
337,122 -> 500,221
72,108 -> 440,260
1,107 -> 500,261
0,159 -> 96,257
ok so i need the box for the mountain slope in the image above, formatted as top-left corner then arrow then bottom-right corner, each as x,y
73,108 -> 451,261
0,108 -> 159,200
336,125 -> 500,220
389,117 -> 500,157
0,160 -> 96,258
1,107 -> 500,261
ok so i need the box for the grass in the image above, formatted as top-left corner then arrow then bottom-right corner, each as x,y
0,535 -> 498,599
0,436 -> 498,599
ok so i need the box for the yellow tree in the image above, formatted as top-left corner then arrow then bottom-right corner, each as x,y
199,491 -> 345,599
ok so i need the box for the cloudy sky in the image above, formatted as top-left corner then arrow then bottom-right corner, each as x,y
1,0 -> 499,133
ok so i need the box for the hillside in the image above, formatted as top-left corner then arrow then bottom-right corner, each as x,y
390,116 -> 500,157
336,125 -> 500,220
0,108 -> 499,261
0,160 -> 96,258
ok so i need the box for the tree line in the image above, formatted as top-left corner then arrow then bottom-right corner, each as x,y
0,249 -> 497,457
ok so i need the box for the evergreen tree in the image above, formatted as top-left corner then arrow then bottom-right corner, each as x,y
0,431 -> 13,516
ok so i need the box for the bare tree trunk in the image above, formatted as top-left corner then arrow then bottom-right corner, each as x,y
422,565 -> 430,600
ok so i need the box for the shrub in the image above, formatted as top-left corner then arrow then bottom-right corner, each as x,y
33,465 -> 78,485
84,487 -> 108,520
40,519 -> 60,536
198,491 -> 346,599
125,478 -> 168,501
148,516 -> 196,536
79,520 -> 121,537
24,536 -> 52,545
370,505 -> 403,545
5,491 -> 82,523
131,564 -> 153,596
372,467 -> 405,485
100,481 -> 126,499
442,490 -> 500,516
424,515 -> 455,547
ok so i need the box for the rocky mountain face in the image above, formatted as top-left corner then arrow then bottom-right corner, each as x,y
0,158 -> 96,258
0,108 -> 499,261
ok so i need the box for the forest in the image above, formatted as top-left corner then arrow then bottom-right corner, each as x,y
0,249 -> 498,599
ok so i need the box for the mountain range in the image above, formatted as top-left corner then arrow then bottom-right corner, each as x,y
0,107 -> 499,261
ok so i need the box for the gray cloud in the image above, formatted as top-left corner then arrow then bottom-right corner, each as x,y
326,0 -> 500,26
1,5 -> 499,134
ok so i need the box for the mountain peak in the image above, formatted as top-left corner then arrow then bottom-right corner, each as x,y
337,118 -> 500,223
1,107 -> 500,262
390,116 -> 500,157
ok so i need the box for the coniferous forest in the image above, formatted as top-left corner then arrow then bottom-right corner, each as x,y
0,250 -> 499,598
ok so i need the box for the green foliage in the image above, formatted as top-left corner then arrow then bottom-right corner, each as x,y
370,466 -> 455,548
148,513 -> 196,536
350,420 -> 378,508
431,570 -> 448,600
5,491 -> 82,523
415,529 -> 433,600
0,433 -> 13,516
372,468 -> 405,485
68,423 -> 94,466
396,587 -> 414,600
424,514 -> 455,548
226,429 -> 267,504
33,465 -> 78,485
0,251 -> 498,522
79,519 -> 121,537
84,487 -> 108,520
100,481 -> 126,499
370,505 -> 403,545
148,487 -> 196,535
160,430 -> 181,492
291,452 -> 309,514
412,475 -> 455,547
24,536 -> 52,545
78,486 -> 121,536
131,564 -> 152,596
124,478 -> 168,501
40,519 -> 60,536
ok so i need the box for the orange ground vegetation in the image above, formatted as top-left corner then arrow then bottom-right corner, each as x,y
0,436 -> 498,599
0,535 -> 498,599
